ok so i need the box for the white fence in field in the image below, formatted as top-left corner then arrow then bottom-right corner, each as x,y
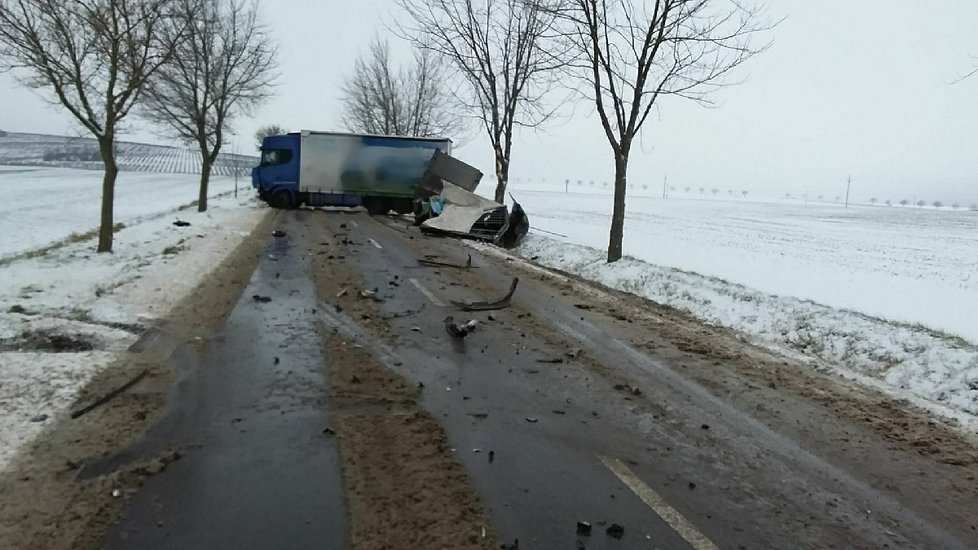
0,132 -> 256,176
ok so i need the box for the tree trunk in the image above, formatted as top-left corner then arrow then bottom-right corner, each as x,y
97,137 -> 119,253
493,147 -> 509,204
607,150 -> 628,263
198,157 -> 213,212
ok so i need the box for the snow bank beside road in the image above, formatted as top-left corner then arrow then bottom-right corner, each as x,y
516,234 -> 978,431
0,188 -> 267,471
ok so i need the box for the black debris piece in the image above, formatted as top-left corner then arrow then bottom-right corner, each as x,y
525,417 -> 538,423
576,521 -> 592,536
272,230 -> 287,237
252,295 -> 271,303
606,523 -> 625,539
552,409 -> 566,415
350,375 -> 361,384
536,357 -> 564,364
339,223 -> 348,229
273,357 -> 280,365
467,412 -> 488,419
417,381 -> 425,389
701,423 -> 710,430
30,414 -> 48,423
573,303 -> 591,310
323,427 -> 335,436
688,482 -> 697,490
172,220 -> 191,227
488,450 -> 495,463
451,277 -> 519,311
444,316 -> 475,338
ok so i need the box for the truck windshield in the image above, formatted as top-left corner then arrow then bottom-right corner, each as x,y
261,149 -> 292,166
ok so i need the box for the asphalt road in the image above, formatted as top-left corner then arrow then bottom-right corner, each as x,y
102,216 -> 348,549
99,209 -> 976,550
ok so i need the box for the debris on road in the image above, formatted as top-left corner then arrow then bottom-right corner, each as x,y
489,450 -> 495,463
552,409 -> 566,415
272,230 -> 287,237
359,289 -> 384,302
525,417 -> 539,423
323,427 -> 335,436
172,220 -> 191,227
410,326 -> 422,332
566,348 -> 583,359
336,288 -> 348,297
576,521 -> 593,536
606,523 -> 625,539
467,412 -> 489,419
536,357 -> 564,364
251,294 -> 271,303
614,383 -> 643,396
451,277 -> 519,311
444,316 -> 475,338
701,423 -> 711,430
70,369 -> 149,419
29,413 -> 48,423
417,254 -> 473,269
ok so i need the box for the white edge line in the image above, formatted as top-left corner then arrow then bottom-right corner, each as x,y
368,238 -> 383,249
599,455 -> 719,550
409,278 -> 445,307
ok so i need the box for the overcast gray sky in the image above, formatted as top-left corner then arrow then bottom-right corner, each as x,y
1,0 -> 976,204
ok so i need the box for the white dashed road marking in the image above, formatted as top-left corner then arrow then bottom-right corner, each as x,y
599,455 -> 719,550
409,278 -> 445,307
368,238 -> 383,249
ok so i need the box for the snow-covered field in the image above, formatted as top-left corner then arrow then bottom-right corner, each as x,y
0,166 -> 266,471
0,166 -> 253,258
508,190 -> 978,430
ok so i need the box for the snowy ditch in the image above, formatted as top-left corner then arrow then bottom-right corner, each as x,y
511,234 -> 978,432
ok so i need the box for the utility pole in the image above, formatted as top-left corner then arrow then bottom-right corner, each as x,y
662,175 -> 667,199
844,175 -> 851,208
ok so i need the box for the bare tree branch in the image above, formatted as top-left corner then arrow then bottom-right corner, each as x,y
0,0 -> 185,252
394,0 -> 571,203
552,0 -> 774,262
340,37 -> 467,141
141,0 -> 278,212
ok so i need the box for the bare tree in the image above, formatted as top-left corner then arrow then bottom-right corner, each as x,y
884,199 -> 891,206
684,186 -> 690,193
254,124 -> 286,150
711,188 -> 719,195
395,0 -> 566,203
932,200 -> 943,208
741,190 -> 747,198
554,0 -> 772,261
142,0 -> 276,212
951,203 -> 959,210
916,200 -> 925,208
870,197 -> 877,205
341,38 -> 465,139
899,199 -> 909,206
0,0 -> 182,252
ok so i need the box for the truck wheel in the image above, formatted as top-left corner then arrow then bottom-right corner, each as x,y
271,190 -> 294,209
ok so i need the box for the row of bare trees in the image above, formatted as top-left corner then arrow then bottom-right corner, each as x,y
347,0 -> 773,262
0,0 -> 277,252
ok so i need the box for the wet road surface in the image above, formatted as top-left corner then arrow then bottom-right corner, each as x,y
102,216 -> 348,549
100,209 -> 977,550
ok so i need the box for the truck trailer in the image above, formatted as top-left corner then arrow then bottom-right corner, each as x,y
251,130 -> 453,212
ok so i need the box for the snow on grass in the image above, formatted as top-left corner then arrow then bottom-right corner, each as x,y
0,167 -> 255,258
0,168 -> 267,471
505,191 -> 978,430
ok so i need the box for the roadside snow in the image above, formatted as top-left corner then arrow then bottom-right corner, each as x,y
512,234 -> 978,431
0,171 -> 267,471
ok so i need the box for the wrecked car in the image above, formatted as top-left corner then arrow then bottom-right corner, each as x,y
413,150 -> 529,249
